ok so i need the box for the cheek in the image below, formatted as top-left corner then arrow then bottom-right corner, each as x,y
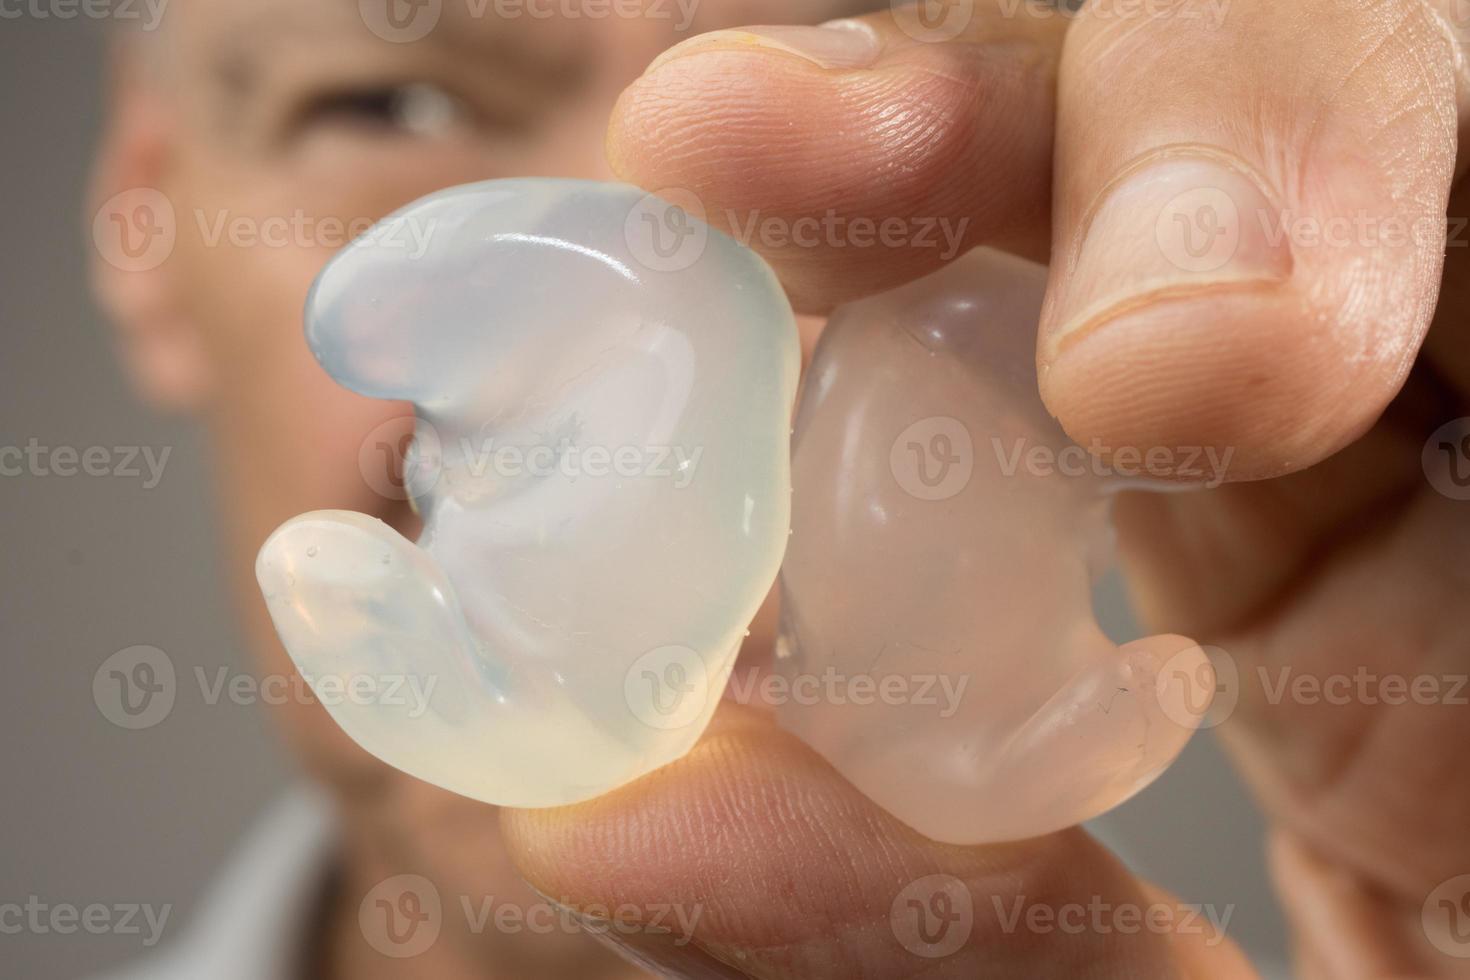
176,191 -> 432,518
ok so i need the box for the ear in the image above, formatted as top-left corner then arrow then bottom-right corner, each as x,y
87,37 -> 210,413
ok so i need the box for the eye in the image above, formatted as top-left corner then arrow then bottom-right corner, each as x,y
297,82 -> 467,139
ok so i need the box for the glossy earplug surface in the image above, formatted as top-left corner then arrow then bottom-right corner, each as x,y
257,180 -> 800,807
776,248 -> 1214,844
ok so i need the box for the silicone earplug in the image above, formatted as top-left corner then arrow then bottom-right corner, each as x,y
256,180 -> 800,807
775,248 -> 1214,845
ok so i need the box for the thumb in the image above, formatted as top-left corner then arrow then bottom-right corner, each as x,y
501,704 -> 1256,979
1039,0 -> 1461,482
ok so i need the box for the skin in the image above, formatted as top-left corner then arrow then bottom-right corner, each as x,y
89,0 -> 1470,977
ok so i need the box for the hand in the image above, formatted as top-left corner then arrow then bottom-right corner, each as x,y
502,2 -> 1470,976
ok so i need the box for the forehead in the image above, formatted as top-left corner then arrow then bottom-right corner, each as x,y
152,0 -> 887,113
162,0 -> 885,54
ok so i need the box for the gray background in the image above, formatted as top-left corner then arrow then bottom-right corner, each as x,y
0,15 -> 1290,979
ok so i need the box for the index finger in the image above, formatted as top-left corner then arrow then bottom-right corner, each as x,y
607,2 -> 1068,313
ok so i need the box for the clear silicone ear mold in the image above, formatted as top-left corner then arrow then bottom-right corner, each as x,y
256,180 -> 800,808
257,181 -> 1206,835
775,247 -> 1214,845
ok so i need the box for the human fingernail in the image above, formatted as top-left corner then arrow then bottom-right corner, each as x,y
648,21 -> 883,74
1045,153 -> 1293,360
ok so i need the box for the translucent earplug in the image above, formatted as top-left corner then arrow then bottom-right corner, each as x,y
256,180 -> 800,807
775,248 -> 1214,845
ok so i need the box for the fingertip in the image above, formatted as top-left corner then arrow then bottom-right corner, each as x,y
1038,290 -> 1405,483
606,14 -> 1059,311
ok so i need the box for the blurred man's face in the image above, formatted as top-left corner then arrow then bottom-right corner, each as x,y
159,1 -> 651,781
92,0 -> 866,913
111,0 -> 855,770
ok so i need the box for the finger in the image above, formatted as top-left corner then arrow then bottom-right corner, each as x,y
502,703 -> 1257,979
607,3 -> 1069,313
1268,831 -> 1442,979
1038,0 -> 1462,482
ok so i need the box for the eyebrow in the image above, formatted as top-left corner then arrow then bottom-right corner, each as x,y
204,3 -> 591,108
